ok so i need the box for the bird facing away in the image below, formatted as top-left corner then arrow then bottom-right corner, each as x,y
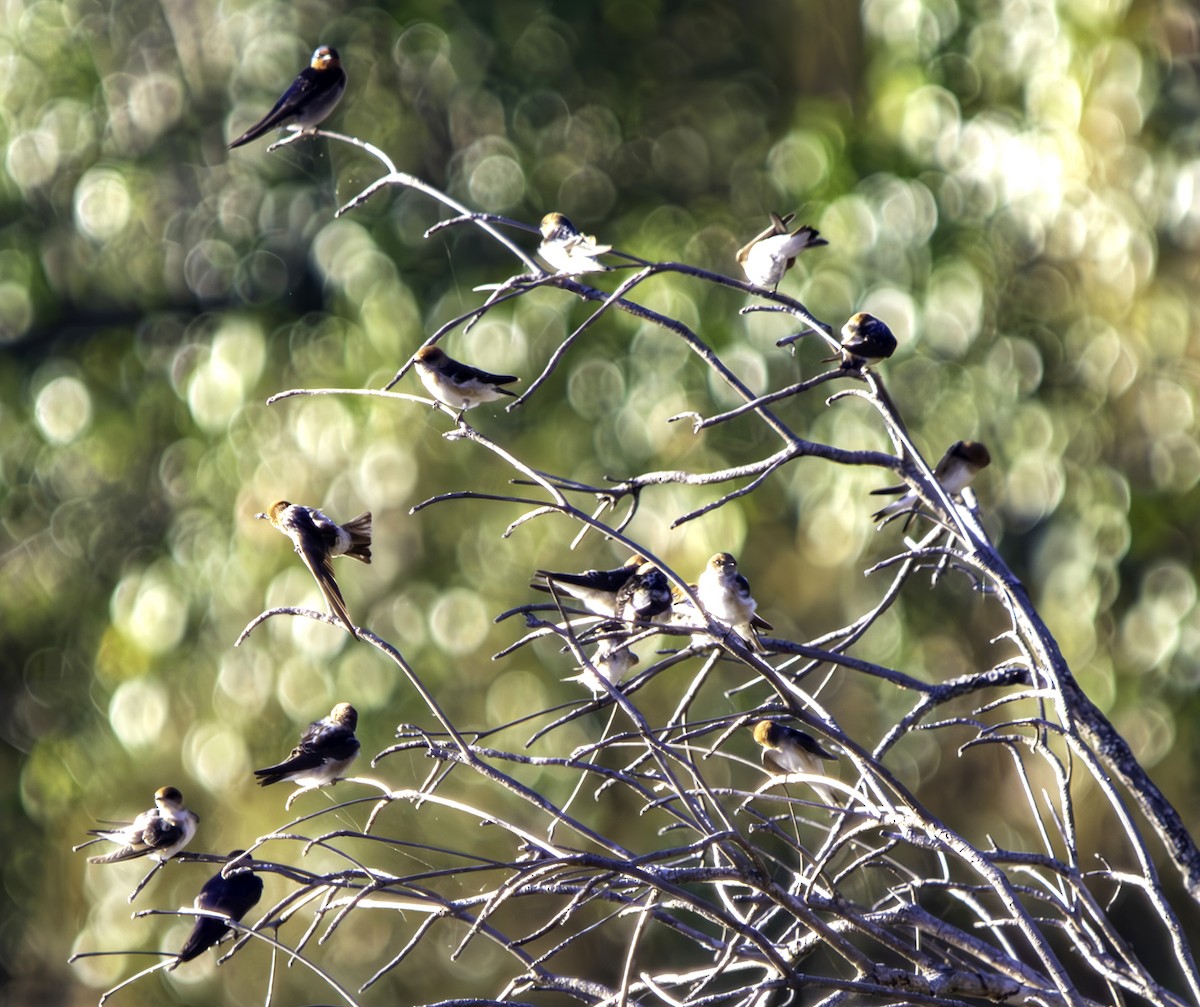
696,552 -> 772,653
825,311 -> 898,369
538,212 -> 612,274
256,501 -> 372,635
75,786 -> 199,864
171,852 -> 263,967
228,45 -> 346,149
871,441 -> 992,523
613,561 -> 673,623
752,720 -> 838,806
736,212 -> 828,290
412,346 -> 520,417
531,555 -> 646,618
254,702 -> 360,788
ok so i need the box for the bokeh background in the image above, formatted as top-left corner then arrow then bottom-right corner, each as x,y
3,0 -> 1200,1003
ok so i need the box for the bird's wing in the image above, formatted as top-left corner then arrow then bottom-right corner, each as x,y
443,355 -> 519,387
294,530 -> 354,632
339,511 -> 372,563
229,69 -> 326,146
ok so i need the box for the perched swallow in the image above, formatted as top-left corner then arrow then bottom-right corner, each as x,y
75,786 -> 199,864
752,720 -> 837,806
871,441 -> 992,523
254,702 -> 360,788
736,212 -> 827,290
532,555 -> 645,618
538,212 -> 612,274
412,346 -> 519,417
613,561 -> 672,623
171,852 -> 263,968
257,501 -> 372,635
696,553 -> 772,653
228,45 -> 346,149
824,311 -> 897,369
568,638 -> 639,696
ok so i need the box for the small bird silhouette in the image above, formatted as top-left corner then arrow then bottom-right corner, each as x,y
254,702 -> 360,788
171,852 -> 263,967
257,501 -> 371,634
228,45 -> 346,149
75,786 -> 199,864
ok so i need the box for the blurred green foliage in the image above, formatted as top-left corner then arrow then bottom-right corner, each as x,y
3,0 -> 1200,1002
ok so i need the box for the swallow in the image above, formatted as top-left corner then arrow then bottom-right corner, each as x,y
253,702 -> 360,788
538,212 -> 612,274
228,45 -> 347,149
871,441 -> 991,523
824,311 -> 897,369
752,720 -> 838,806
75,786 -> 199,864
256,501 -> 372,635
412,346 -> 519,417
568,637 -> 639,696
736,212 -> 827,290
613,561 -> 672,623
171,851 -> 263,968
696,553 -> 772,653
532,555 -> 645,618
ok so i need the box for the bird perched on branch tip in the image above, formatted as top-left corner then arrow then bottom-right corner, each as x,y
824,311 -> 897,370
228,45 -> 346,149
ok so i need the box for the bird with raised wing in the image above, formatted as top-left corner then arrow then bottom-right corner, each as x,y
538,212 -> 612,274
736,212 -> 827,290
257,501 -> 371,635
